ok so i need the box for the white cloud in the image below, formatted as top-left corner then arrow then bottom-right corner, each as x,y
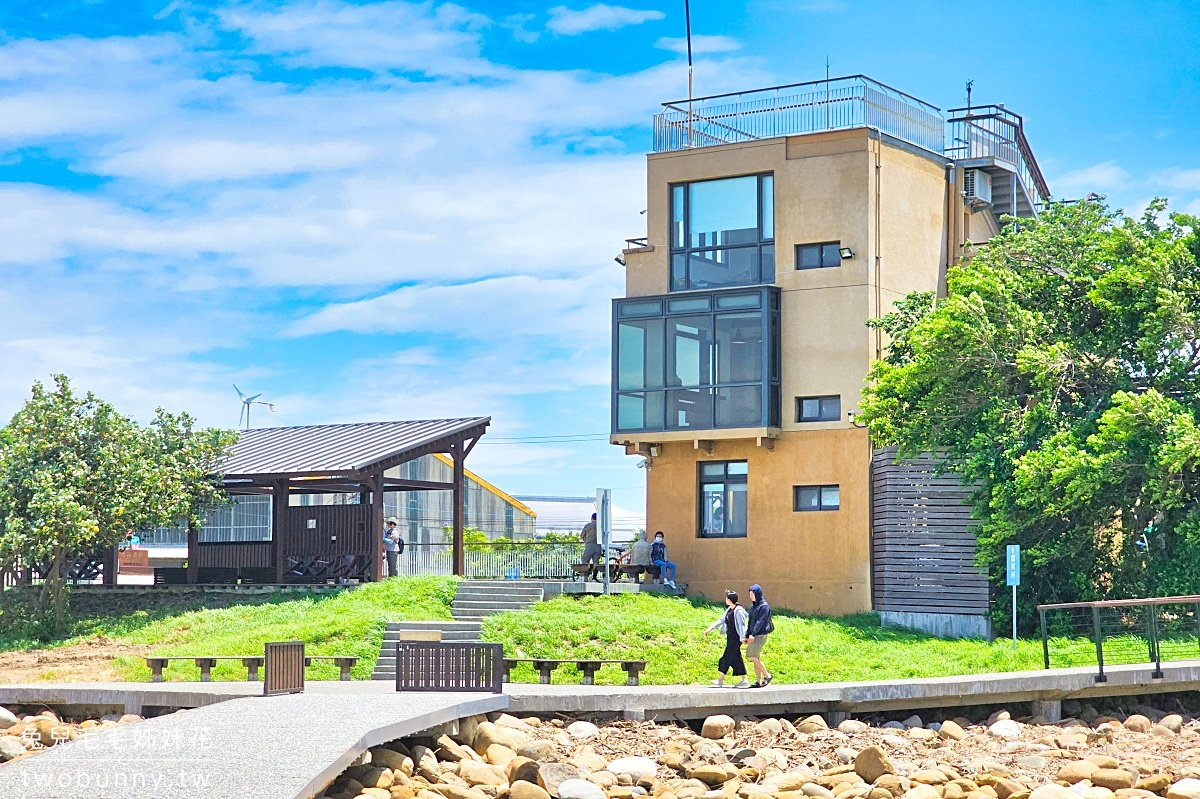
655,34 -> 741,54
0,2 -> 767,508
1152,168 -> 1200,192
218,0 -> 496,77
1049,160 -> 1129,199
546,4 -> 666,36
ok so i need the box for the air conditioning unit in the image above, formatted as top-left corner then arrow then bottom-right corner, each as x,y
963,169 -> 992,204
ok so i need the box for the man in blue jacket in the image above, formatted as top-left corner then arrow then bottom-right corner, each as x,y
744,583 -> 774,687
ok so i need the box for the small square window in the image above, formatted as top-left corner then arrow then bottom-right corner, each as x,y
796,242 -> 843,270
794,485 -> 840,511
797,395 -> 841,422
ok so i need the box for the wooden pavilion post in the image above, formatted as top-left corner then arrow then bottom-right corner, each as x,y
186,523 -> 199,584
451,441 -> 465,577
102,546 -> 118,586
273,480 -> 290,584
371,470 -> 385,582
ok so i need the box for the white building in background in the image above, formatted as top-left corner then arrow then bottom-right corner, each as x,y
515,495 -> 647,545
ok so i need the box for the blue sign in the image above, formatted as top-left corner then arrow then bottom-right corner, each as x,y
1006,545 -> 1021,587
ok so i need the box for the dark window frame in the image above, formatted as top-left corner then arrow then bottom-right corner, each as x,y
793,485 -> 841,512
669,173 -> 775,292
611,287 -> 782,434
698,460 -> 749,538
796,395 -> 841,423
796,241 -> 843,270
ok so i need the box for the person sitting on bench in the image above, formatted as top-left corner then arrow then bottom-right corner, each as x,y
627,531 -> 653,581
651,531 -> 677,588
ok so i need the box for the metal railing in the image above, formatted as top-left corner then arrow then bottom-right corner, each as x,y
946,104 -> 1050,207
653,75 -> 944,155
1038,595 -> 1200,682
394,542 -> 584,580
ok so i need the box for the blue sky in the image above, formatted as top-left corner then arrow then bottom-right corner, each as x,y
2,1 -> 1199,516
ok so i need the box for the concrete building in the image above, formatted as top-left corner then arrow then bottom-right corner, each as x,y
610,76 -> 1049,625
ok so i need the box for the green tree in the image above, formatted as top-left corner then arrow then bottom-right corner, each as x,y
145,409 -> 240,577
0,376 -> 237,629
858,200 -> 1200,625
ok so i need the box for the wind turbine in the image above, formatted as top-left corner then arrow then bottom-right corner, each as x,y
234,385 -> 275,429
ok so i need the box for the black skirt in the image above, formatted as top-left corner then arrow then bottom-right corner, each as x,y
718,640 -> 746,676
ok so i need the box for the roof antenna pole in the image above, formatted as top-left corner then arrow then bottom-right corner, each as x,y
966,79 -> 974,114
825,55 -> 831,129
685,0 -> 694,148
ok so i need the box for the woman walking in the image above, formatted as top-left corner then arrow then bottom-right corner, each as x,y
745,583 -> 774,688
704,590 -> 750,688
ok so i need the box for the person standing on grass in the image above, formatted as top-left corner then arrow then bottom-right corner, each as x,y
650,531 -> 677,588
744,583 -> 774,687
704,590 -> 749,688
580,513 -> 601,581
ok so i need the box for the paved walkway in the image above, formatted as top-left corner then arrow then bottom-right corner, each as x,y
503,660 -> 1200,719
0,689 -> 505,799
2,660 -> 1198,798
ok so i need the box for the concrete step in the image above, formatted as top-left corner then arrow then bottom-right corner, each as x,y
451,606 -> 521,617
382,633 -> 479,643
454,590 -> 543,601
452,599 -> 534,611
385,621 -> 482,631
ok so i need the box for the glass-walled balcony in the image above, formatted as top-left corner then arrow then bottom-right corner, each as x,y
612,287 -> 781,434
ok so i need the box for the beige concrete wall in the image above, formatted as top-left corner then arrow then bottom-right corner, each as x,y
644,428 -> 873,616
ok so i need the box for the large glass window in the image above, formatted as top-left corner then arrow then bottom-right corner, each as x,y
670,174 -> 774,291
699,461 -> 748,537
612,288 -> 781,433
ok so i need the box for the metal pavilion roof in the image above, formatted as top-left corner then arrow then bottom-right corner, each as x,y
219,417 -> 490,478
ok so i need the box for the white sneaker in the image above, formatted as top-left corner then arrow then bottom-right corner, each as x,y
734,679 -> 750,689
710,680 -> 724,688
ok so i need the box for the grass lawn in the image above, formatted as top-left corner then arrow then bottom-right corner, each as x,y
2,580 -> 1055,684
0,576 -> 456,682
484,592 -> 1046,685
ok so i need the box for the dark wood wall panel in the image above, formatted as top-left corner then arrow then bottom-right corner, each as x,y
286,504 -> 373,557
871,449 -> 990,616
195,541 -> 273,569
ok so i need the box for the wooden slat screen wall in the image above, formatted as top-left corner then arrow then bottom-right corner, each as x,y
872,449 -> 989,615
194,541 -> 273,569
395,642 -> 504,693
264,641 -> 305,696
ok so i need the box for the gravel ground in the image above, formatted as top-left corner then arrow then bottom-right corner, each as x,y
320,699 -> 1200,799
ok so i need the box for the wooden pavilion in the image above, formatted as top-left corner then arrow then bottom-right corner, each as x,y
186,417 -> 490,584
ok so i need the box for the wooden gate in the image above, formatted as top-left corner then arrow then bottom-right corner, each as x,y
871,449 -> 989,617
283,504 -> 374,583
264,641 -> 305,696
395,642 -> 504,693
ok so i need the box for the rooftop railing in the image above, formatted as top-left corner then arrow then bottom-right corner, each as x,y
946,104 -> 1051,205
653,75 -> 944,156
652,77 -> 1052,209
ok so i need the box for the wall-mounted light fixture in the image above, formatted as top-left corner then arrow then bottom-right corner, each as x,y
614,255 -> 626,266
839,247 -> 854,260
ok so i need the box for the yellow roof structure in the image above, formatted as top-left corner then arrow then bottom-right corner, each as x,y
432,453 -> 536,519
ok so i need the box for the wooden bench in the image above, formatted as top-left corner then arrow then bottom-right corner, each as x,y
502,658 -> 647,686
146,654 -> 358,682
304,655 -> 358,681
619,565 -> 661,583
146,656 -> 265,683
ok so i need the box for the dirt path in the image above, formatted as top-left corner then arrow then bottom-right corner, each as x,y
0,639 -> 150,683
